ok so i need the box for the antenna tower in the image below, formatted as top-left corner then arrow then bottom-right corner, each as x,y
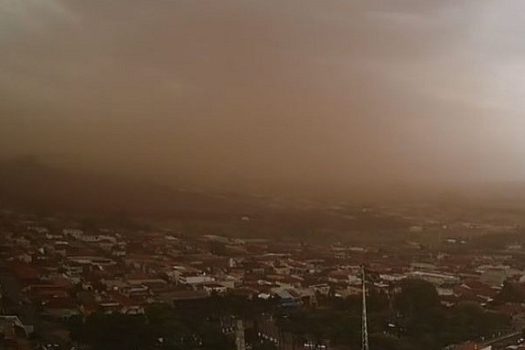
361,265 -> 369,350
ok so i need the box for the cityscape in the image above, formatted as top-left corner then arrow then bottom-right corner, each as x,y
2,197 -> 525,349
3,0 -> 525,349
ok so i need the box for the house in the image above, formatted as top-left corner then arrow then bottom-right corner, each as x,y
0,315 -> 32,350
203,283 -> 228,295
272,288 -> 302,308
177,273 -> 215,286
41,297 -> 80,319
479,266 -> 521,287
445,342 -> 491,350
308,284 -> 330,296
406,271 -> 460,286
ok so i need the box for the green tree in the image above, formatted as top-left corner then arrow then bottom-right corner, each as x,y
495,281 -> 525,304
394,279 -> 440,317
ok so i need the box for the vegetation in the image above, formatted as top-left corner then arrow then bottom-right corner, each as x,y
279,279 -> 510,350
68,282 -> 510,350
68,295 -> 277,350
495,281 -> 525,304
69,305 -> 232,350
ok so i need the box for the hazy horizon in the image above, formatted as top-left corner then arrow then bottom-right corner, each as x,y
2,0 -> 525,195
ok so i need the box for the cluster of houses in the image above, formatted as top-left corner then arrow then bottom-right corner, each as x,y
2,213 -> 525,349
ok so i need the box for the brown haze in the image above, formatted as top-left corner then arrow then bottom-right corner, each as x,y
1,0 -> 525,196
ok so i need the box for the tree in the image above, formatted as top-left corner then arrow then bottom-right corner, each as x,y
495,281 -> 525,304
394,279 -> 440,317
369,333 -> 417,350
70,313 -> 154,350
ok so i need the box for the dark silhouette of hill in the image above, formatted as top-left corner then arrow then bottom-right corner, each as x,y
0,157 -> 409,238
0,156 -> 251,217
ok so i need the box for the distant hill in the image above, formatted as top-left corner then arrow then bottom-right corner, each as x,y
0,157 -> 409,239
0,156 -> 254,216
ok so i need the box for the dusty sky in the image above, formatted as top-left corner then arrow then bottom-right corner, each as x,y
2,0 -> 525,193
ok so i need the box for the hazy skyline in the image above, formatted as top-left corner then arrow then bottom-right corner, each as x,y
2,0 -> 525,193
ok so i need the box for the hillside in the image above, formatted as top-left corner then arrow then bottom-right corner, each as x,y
0,157 -> 409,239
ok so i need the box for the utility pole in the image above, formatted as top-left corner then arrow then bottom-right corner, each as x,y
235,319 -> 246,350
361,265 -> 369,350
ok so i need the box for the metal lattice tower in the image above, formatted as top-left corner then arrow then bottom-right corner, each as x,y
361,265 -> 369,350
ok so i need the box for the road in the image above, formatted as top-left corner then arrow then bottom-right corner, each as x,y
482,330 -> 523,349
